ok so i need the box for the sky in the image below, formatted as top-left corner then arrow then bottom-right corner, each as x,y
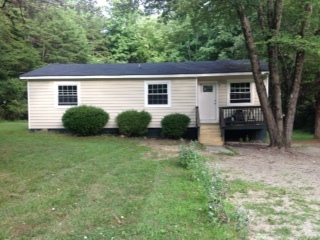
96,0 -> 108,7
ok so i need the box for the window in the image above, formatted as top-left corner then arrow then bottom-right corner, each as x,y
55,82 -> 79,107
203,85 -> 213,92
228,81 -> 253,105
145,81 -> 171,107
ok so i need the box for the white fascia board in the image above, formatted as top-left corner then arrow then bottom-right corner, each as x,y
20,72 -> 259,80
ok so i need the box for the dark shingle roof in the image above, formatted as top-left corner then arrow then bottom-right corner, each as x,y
20,60 -> 268,77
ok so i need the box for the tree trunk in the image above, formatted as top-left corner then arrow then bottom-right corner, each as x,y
314,79 -> 320,139
266,0 -> 284,143
283,3 -> 312,148
236,4 -> 283,148
283,51 -> 305,147
267,45 -> 284,141
315,93 -> 320,139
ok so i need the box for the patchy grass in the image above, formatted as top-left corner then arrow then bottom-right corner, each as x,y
0,122 -> 241,239
228,178 -> 320,239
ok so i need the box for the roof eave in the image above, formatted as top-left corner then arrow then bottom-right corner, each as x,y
20,72 -> 268,80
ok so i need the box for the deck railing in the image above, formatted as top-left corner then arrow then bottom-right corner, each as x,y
219,106 -> 265,127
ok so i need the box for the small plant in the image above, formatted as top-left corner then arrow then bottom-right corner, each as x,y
161,113 -> 190,139
179,140 -> 248,238
179,140 -> 209,183
62,105 -> 109,136
179,140 -> 201,168
116,109 -> 152,137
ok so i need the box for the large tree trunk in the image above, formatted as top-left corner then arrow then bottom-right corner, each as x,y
266,0 -> 284,141
235,1 -> 313,148
236,4 -> 284,148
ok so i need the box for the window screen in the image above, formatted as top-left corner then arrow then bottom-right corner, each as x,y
230,82 -> 251,103
148,84 -> 168,105
58,85 -> 78,106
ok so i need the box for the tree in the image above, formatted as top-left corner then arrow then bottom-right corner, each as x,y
28,8 -> 90,63
0,6 -> 41,79
233,1 -> 319,148
68,0 -> 110,63
153,0 -> 320,148
315,75 -> 320,139
0,0 -> 106,119
0,78 -> 27,120
293,47 -> 320,137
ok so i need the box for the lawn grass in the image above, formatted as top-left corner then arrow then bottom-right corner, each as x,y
0,121 -> 240,239
292,130 -> 314,140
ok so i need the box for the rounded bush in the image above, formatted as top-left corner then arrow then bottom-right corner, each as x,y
161,113 -> 191,139
116,110 -> 152,137
62,105 -> 109,136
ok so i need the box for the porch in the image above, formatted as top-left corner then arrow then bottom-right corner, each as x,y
196,106 -> 267,145
219,106 -> 267,142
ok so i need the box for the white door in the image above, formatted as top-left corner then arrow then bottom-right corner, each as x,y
198,83 -> 217,123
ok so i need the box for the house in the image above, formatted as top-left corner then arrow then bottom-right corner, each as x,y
20,60 -> 268,145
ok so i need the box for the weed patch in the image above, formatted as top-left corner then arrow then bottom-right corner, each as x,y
179,140 -> 248,238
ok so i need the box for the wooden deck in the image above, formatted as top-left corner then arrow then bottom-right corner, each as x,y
196,106 -> 267,145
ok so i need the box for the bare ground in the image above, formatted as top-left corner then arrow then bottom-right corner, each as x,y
141,138 -> 320,240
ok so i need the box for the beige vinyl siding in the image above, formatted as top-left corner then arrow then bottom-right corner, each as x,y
28,81 -> 60,129
198,75 -> 267,107
147,78 -> 196,127
28,78 -> 197,129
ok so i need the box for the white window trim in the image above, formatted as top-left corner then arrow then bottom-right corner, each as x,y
54,82 -> 80,108
227,79 -> 254,106
144,80 -> 171,107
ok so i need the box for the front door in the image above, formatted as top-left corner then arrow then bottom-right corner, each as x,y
198,83 -> 217,123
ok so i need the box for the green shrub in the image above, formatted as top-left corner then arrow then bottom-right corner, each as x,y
161,113 -> 190,139
116,109 -> 152,137
62,105 -> 109,136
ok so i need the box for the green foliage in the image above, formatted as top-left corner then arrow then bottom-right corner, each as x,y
0,78 -> 27,120
104,4 -> 247,63
161,113 -> 190,139
0,12 -> 41,79
116,109 -> 152,137
29,8 -> 90,63
294,100 -> 315,133
179,140 -> 248,237
62,105 -> 109,136
179,141 -> 211,185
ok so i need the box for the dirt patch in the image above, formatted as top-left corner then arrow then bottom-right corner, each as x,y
141,138 -> 320,239
210,142 -> 320,199
140,138 -> 180,160
208,141 -> 320,240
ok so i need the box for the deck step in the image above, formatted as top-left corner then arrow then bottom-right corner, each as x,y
198,124 -> 223,146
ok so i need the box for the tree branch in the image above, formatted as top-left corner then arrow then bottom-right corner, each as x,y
257,4 -> 266,30
0,0 -> 10,8
273,0 -> 283,30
